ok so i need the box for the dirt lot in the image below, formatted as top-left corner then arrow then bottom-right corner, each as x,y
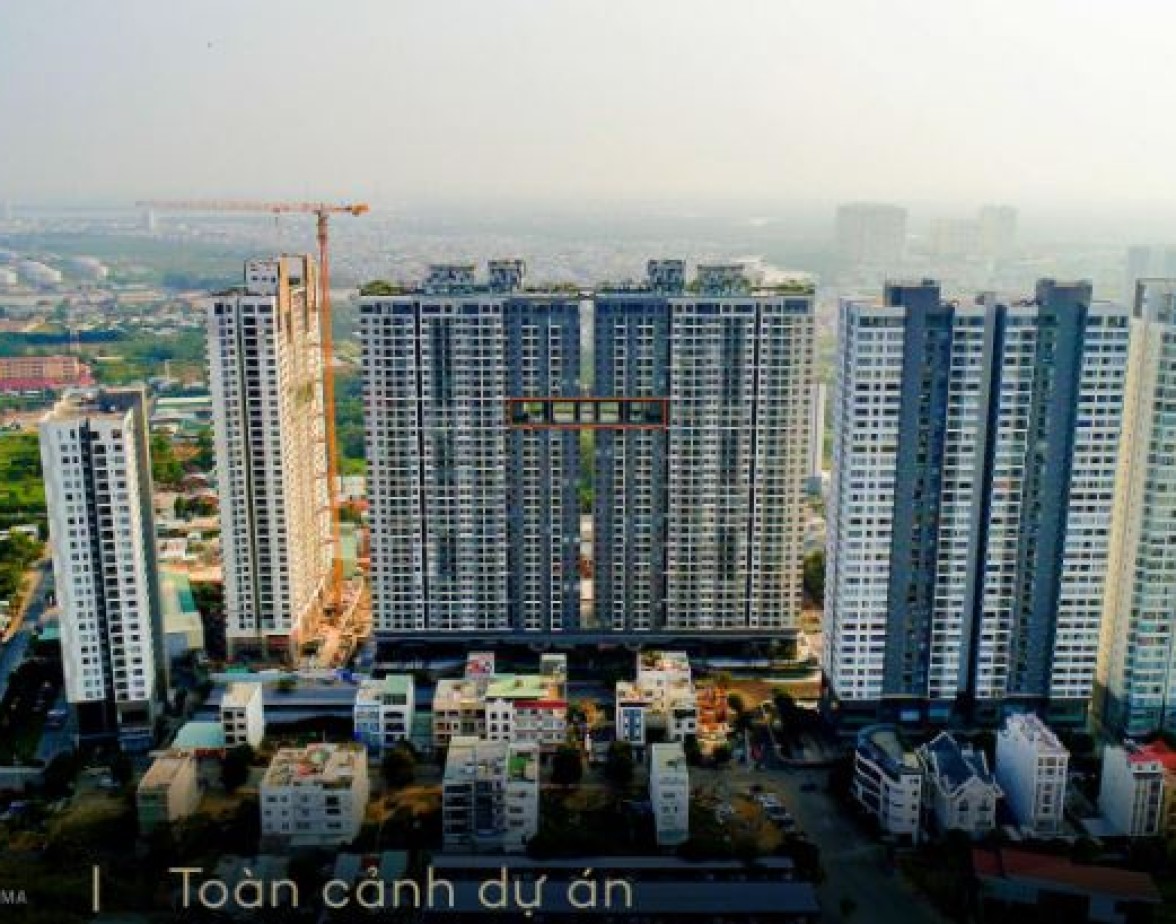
728,676 -> 822,707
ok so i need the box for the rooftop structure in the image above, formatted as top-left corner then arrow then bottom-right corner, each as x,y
262,742 -> 365,789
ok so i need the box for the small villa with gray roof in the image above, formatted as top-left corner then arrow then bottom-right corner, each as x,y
918,731 -> 1001,836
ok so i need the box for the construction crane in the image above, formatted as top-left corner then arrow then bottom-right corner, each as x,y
138,199 -> 369,616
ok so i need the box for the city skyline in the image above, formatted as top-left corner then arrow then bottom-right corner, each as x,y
7,1 -> 1176,917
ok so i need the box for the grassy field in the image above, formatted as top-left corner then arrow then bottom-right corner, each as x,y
0,431 -> 46,532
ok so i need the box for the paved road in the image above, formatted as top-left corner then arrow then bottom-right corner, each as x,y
780,768 -> 947,924
36,690 -> 74,763
0,562 -> 53,701
698,762 -> 948,924
0,627 -> 32,703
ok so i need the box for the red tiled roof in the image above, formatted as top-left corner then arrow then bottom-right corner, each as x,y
1131,739 -> 1176,771
972,848 -> 1160,902
515,700 -> 566,710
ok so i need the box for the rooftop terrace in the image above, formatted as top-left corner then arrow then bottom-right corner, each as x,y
262,743 -> 365,788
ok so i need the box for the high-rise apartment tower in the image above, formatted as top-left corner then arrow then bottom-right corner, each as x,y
361,261 -> 581,635
40,388 -> 165,749
207,256 -> 331,656
825,279 -> 1129,725
1097,279 -> 1176,737
362,260 -> 814,640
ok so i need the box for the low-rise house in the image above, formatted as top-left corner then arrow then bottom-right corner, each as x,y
260,743 -> 369,847
484,673 -> 567,751
433,678 -> 486,750
918,731 -> 1000,837
972,847 -> 1160,924
137,750 -> 202,833
852,725 -> 923,842
442,737 -> 539,853
615,651 -> 698,753
650,742 -> 690,847
220,682 -> 265,749
160,569 -> 205,662
1125,739 -> 1176,835
996,713 -> 1069,837
353,674 -> 414,755
616,682 -> 653,751
434,655 -> 567,753
1098,743 -> 1165,838
636,651 -> 693,714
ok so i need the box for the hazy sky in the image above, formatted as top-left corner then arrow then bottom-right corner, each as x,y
4,0 -> 1176,214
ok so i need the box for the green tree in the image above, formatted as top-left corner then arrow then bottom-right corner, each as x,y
193,426 -> 215,470
682,734 -> 703,767
150,433 -> 183,485
221,744 -> 254,792
551,745 -> 583,787
604,741 -> 635,788
803,550 -> 826,605
381,744 -> 417,789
